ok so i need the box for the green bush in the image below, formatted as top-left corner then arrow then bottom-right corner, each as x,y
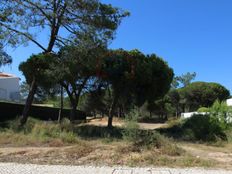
209,100 -> 232,129
122,110 -> 182,155
5,118 -> 78,143
133,130 -> 167,148
180,100 -> 232,142
122,110 -> 140,141
7,117 -> 41,133
31,123 -> 61,138
197,107 -> 210,113
60,118 -> 73,132
75,125 -> 122,139
182,114 -> 226,141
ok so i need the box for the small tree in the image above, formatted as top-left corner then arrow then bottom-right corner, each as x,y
19,53 -> 57,124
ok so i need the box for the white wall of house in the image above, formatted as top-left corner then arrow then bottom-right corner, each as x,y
0,77 -> 20,101
181,112 -> 208,119
181,99 -> 232,119
226,99 -> 232,106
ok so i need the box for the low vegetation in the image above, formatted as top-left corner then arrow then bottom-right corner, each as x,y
0,100 -> 231,168
0,117 -> 214,167
160,100 -> 232,143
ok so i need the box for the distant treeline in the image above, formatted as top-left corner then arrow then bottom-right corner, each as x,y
0,101 -> 86,122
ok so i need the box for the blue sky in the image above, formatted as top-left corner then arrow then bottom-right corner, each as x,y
2,0 -> 232,92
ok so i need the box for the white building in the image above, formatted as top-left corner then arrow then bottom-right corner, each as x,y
0,73 -> 20,101
181,99 -> 232,119
226,98 -> 232,106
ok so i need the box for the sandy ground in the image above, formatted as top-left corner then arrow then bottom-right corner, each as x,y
85,117 -> 168,130
180,143 -> 232,169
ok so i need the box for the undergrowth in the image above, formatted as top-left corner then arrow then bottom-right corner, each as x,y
0,118 -> 78,146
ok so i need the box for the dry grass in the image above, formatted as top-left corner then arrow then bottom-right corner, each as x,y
0,118 -> 222,168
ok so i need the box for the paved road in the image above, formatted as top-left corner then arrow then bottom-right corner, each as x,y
0,163 -> 231,174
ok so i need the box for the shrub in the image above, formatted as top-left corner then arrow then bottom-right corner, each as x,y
75,125 -> 122,139
182,114 -> 226,141
197,107 -> 210,113
60,118 -> 73,132
31,123 -> 61,138
122,110 -> 182,155
60,131 -> 77,143
210,100 -> 232,128
6,117 -> 41,133
122,110 -> 140,141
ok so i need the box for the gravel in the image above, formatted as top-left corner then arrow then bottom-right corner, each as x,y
0,163 -> 231,174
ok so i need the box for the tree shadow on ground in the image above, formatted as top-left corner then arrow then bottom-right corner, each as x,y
138,117 -> 167,124
74,125 -> 123,139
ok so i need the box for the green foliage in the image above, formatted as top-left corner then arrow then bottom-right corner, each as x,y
122,110 -> 181,154
5,118 -> 78,144
60,118 -> 73,132
19,53 -> 57,88
132,130 -> 169,149
42,96 -> 71,108
102,49 -> 174,104
3,0 -> 129,125
122,110 -> 140,141
0,0 -> 129,50
172,72 -> 196,88
209,100 -> 232,129
197,107 -> 210,112
182,114 -> 226,141
20,81 -> 61,103
179,82 -> 230,112
75,125 -> 123,139
162,100 -> 232,142
0,43 -> 12,67
100,49 -> 174,127
167,89 -> 181,116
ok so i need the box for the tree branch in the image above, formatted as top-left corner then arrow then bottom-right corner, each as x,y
22,0 -> 53,24
0,22 -> 46,52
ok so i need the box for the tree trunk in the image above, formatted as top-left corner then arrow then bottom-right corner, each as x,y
108,94 -> 118,129
175,105 -> 179,118
70,101 -> 77,123
20,77 -> 37,126
58,86 -> 63,123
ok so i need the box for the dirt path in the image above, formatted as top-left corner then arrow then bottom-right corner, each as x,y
180,143 -> 232,169
1,142 -> 232,169
86,117 -> 168,130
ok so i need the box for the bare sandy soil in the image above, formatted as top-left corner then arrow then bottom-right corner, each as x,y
85,117 -> 168,130
180,143 -> 232,169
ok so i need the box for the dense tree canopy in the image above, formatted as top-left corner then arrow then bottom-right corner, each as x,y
179,82 -> 230,112
56,44 -> 107,121
100,49 -> 174,127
